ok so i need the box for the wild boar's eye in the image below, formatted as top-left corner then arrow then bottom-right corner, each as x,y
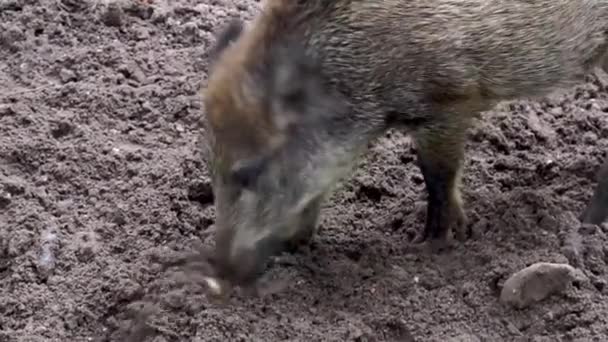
230,156 -> 267,190
282,88 -> 307,111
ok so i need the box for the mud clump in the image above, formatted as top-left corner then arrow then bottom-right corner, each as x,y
1,0 -> 608,341
500,262 -> 586,309
100,3 -> 125,28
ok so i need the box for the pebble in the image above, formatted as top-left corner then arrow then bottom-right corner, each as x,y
500,262 -> 586,309
0,190 -> 11,208
100,3 -> 124,27
37,229 -> 59,279
0,104 -> 15,116
59,68 -> 77,83
50,121 -> 73,138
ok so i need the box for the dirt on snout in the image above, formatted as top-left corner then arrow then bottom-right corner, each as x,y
1,1 -> 608,341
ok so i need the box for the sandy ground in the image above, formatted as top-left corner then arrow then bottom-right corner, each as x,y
2,1 -> 608,341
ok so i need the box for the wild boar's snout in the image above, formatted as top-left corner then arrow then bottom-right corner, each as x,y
216,245 -> 262,285
214,228 -> 284,286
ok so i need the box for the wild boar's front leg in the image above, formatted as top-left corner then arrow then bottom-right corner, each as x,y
412,114 -> 471,248
580,157 -> 608,225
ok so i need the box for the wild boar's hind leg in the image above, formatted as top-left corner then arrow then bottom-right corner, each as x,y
580,157 -> 608,225
412,114 -> 471,247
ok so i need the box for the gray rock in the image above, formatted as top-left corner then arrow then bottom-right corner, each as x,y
500,262 -> 586,309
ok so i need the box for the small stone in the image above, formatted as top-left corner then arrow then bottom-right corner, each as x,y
37,229 -> 59,279
579,223 -> 598,235
0,26 -> 26,52
548,107 -> 562,115
500,262 -> 586,309
151,7 -> 169,24
59,0 -> 89,12
582,131 -> 598,145
134,27 -> 150,41
0,191 -> 11,208
123,1 -> 153,20
117,279 -> 143,302
591,275 -> 606,293
59,68 -> 77,83
0,104 -> 15,117
117,63 -> 146,83
101,4 -> 124,27
141,101 -> 154,113
182,22 -> 199,37
74,231 -> 98,262
0,0 -> 20,11
1,175 -> 25,195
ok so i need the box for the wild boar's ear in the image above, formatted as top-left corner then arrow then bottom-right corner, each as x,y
209,18 -> 244,63
270,43 -> 326,130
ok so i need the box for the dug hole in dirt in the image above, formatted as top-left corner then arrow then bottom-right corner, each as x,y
1,1 -> 608,341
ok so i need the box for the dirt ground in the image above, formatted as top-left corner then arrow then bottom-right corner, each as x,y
2,1 -> 608,341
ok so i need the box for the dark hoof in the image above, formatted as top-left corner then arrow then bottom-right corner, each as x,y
452,209 -> 470,242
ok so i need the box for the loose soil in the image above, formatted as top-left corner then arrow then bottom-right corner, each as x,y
2,1 -> 608,341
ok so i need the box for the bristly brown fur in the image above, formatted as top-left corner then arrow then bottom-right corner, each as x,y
202,0 -> 608,287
